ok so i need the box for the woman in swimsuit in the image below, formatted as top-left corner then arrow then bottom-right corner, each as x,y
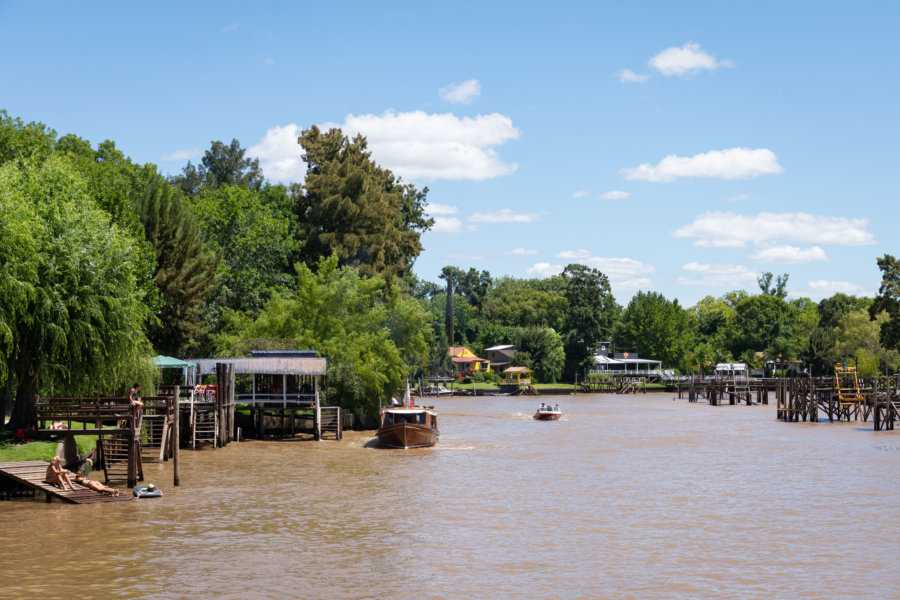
45,456 -> 76,491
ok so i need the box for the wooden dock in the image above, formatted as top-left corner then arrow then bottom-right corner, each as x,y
0,461 -> 133,504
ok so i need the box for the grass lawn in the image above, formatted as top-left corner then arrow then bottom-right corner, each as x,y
0,431 -> 98,463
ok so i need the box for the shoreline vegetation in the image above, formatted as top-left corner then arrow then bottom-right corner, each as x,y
3,110 -> 900,438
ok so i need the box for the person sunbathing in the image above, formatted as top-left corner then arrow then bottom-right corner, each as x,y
45,456 -> 76,491
73,471 -> 120,496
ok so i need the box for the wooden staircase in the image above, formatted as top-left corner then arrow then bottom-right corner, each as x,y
192,405 -> 217,449
319,407 -> 342,440
98,433 -> 141,484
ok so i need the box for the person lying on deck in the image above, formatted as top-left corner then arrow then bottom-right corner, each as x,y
45,456 -> 76,491
73,471 -> 120,496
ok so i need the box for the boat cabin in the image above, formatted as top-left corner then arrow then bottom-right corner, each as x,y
381,408 -> 438,428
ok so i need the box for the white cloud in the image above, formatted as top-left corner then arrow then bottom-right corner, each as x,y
749,245 -> 828,264
247,124 -> 306,182
161,147 -> 201,161
469,209 -> 539,224
526,253 -> 655,286
430,217 -> 471,235
426,202 -> 459,215
600,190 -> 629,200
798,280 -> 873,299
649,42 -> 734,76
221,22 -> 239,33
337,111 -> 519,180
618,69 -> 649,83
264,57 -> 275,66
725,193 -> 751,203
614,278 -> 654,293
249,111 -> 520,183
677,262 -> 758,287
572,190 -> 589,198
556,249 -> 591,260
552,252 -> 656,286
439,79 -> 482,104
673,211 -> 876,248
526,262 -> 563,278
621,147 -> 783,182
506,248 -> 539,256
581,257 -> 656,280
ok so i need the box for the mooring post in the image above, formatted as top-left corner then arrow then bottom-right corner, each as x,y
173,386 -> 180,486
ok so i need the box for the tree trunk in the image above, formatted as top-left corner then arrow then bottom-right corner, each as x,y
8,376 -> 37,430
0,386 -> 12,425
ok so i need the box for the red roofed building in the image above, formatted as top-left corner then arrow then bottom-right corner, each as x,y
448,346 -> 490,374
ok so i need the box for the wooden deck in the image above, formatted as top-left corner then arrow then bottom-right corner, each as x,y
0,461 -> 133,504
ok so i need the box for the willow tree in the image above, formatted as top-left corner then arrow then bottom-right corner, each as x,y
0,158 -> 154,427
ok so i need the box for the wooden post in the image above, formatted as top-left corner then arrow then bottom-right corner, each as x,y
173,386 -> 180,487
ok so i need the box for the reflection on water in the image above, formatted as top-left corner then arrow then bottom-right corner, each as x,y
2,394 -> 899,599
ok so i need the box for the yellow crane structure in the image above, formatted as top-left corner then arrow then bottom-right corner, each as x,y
834,362 -> 865,406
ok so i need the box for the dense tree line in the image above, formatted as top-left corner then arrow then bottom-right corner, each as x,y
3,108 -> 900,425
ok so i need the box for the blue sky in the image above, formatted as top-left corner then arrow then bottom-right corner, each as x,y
2,1 -> 898,306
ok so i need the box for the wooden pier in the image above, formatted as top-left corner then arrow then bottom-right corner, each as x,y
675,379 -> 768,405
580,375 -> 647,394
0,461 -> 133,504
775,373 -> 899,430
36,391 -> 180,487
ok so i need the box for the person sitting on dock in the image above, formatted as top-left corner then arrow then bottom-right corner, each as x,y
73,471 -> 120,497
128,383 -> 143,408
45,456 -> 76,491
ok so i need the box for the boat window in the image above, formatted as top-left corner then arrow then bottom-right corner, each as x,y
383,413 -> 394,426
418,413 -> 426,425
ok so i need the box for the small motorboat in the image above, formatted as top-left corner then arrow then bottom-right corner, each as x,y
533,404 -> 562,421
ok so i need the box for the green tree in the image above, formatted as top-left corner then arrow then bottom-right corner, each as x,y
192,184 -> 300,315
294,126 -> 432,284
732,294 -> 796,357
439,266 -> 464,345
835,309 -> 900,376
0,158 -> 154,427
614,291 -> 694,370
482,276 -> 567,330
757,272 -> 789,299
171,138 -> 264,196
511,327 -> 565,383
137,180 -> 221,355
801,327 -> 838,376
0,109 -> 57,164
869,254 -> 900,351
560,264 -> 619,377
819,292 -> 872,330
214,255 -> 428,414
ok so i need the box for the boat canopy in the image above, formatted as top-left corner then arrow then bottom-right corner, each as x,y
383,408 -> 437,415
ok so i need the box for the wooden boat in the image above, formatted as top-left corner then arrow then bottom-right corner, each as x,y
377,405 -> 439,448
533,404 -> 561,420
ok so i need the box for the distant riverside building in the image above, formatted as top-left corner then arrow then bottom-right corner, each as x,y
591,343 -> 663,376
484,344 -> 516,373
448,346 -> 490,374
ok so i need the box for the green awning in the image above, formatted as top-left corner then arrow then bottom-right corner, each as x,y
153,355 -> 196,369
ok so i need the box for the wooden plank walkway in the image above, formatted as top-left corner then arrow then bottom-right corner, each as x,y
0,461 -> 133,504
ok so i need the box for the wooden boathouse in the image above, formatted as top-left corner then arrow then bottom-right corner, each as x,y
190,351 -> 339,440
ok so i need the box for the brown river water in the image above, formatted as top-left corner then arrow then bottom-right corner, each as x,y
2,393 -> 899,599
